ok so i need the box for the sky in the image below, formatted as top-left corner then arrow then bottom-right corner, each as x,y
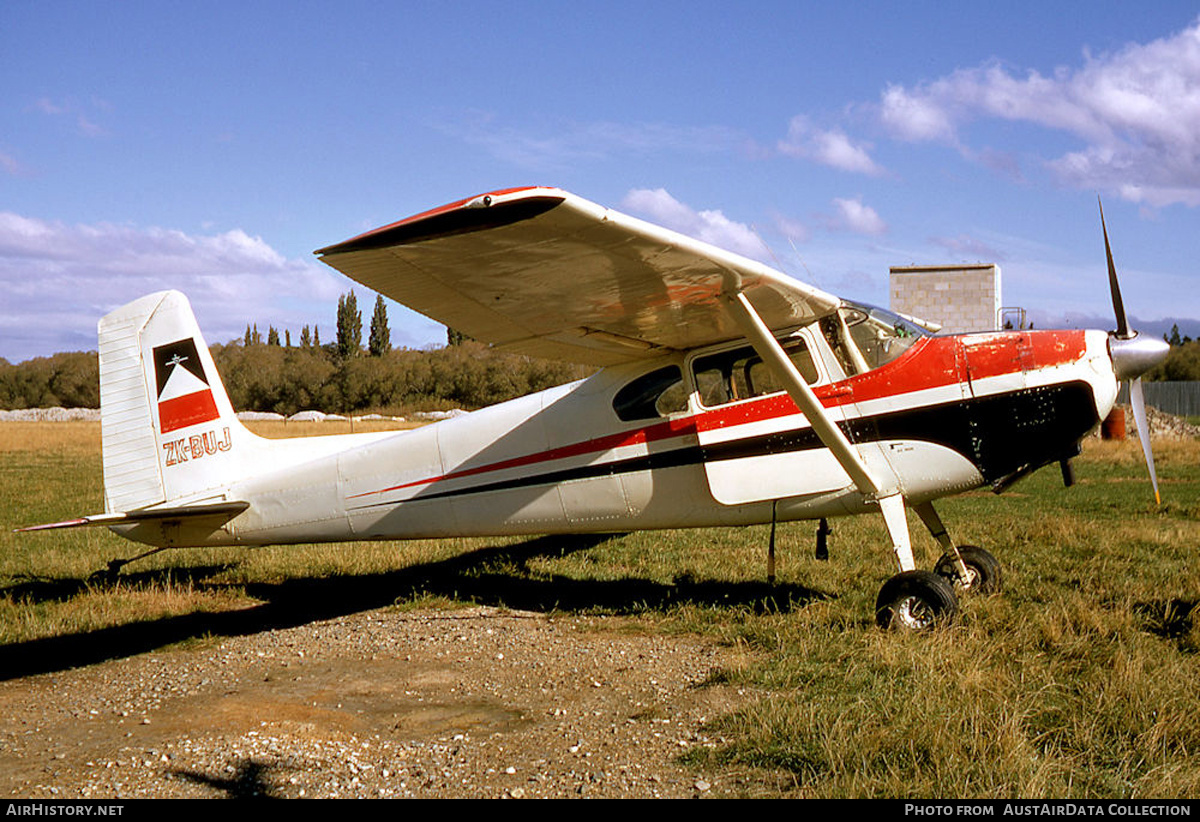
3,1 -> 1200,362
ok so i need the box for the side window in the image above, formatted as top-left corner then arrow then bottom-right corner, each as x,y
819,313 -> 869,377
613,365 -> 688,421
692,337 -> 817,408
818,302 -> 928,377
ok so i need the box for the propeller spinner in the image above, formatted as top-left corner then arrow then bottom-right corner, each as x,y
1099,199 -> 1170,505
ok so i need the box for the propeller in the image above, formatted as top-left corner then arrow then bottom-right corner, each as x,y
1099,198 -> 1169,505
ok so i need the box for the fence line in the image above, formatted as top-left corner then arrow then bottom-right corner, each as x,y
1117,381 -> 1200,417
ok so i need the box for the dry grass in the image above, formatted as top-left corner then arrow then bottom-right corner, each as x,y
0,421 -> 101,453
3,423 -> 1199,798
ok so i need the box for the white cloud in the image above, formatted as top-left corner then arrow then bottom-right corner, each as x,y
75,115 -> 108,138
0,213 -> 345,361
31,96 -> 110,138
880,84 -> 960,144
621,188 -> 770,260
0,151 -> 20,176
828,197 -> 888,235
778,116 -> 886,175
929,233 -> 1008,262
771,211 -> 811,244
876,18 -> 1200,206
33,98 -> 66,116
442,112 -> 745,171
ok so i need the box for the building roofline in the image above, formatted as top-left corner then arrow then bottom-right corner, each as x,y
890,264 -> 998,273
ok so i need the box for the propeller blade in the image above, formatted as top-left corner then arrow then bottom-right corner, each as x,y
1128,377 -> 1161,505
1099,198 -> 1130,339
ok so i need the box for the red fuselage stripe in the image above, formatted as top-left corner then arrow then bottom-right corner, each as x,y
348,330 -> 1089,500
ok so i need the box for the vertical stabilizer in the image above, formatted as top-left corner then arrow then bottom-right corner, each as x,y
99,291 -> 259,512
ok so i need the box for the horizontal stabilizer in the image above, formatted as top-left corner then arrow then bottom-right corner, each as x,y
15,501 -> 249,533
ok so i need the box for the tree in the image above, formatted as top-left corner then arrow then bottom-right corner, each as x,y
1146,339 -> 1200,381
267,326 -> 280,346
447,327 -> 474,346
336,291 -> 362,358
285,329 -> 292,348
368,295 -> 391,357
300,325 -> 311,348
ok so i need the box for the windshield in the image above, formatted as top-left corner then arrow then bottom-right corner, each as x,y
819,300 -> 928,376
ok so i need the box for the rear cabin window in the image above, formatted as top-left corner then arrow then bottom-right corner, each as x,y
613,365 -> 689,421
693,337 -> 817,408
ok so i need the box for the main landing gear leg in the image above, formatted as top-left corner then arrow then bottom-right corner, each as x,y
767,500 -> 778,585
815,517 -> 831,561
879,493 -> 914,572
914,501 -> 1001,595
718,292 -> 961,629
875,494 -> 958,630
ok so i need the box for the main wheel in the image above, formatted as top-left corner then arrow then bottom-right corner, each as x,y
875,570 -> 958,630
934,545 -> 1001,595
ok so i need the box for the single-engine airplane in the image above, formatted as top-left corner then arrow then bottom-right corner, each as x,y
19,188 -> 1170,629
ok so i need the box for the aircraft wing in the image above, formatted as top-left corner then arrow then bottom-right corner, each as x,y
316,187 -> 840,366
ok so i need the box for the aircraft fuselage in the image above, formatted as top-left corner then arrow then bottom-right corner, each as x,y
115,327 -> 1117,549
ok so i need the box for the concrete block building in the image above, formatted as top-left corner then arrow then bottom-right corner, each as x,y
889,264 -> 1002,334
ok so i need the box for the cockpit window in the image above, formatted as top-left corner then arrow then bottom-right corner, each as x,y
613,365 -> 689,421
693,335 -> 817,408
818,301 -> 927,377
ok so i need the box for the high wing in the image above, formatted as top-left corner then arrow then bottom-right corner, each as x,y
316,187 -> 840,366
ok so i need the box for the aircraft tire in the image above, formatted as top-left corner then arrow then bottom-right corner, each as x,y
934,545 -> 1001,595
875,570 -> 958,630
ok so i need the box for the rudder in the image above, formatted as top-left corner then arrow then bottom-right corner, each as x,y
99,291 -> 259,513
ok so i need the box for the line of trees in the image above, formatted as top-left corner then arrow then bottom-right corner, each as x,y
0,351 -> 99,409
11,295 -> 1197,412
1147,326 -> 1200,381
240,291 -> 391,358
0,291 -> 591,414
211,336 -> 589,415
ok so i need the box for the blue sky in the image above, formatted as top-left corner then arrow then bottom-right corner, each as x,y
4,1 -> 1200,362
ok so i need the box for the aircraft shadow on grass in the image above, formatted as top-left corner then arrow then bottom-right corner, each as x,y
0,533 -> 826,680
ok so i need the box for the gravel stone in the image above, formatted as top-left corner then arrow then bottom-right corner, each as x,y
0,607 -> 746,799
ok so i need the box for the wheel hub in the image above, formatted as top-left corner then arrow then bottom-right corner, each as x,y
894,595 -> 937,630
953,566 -> 980,592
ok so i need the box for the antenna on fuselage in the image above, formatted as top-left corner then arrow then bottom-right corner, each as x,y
786,236 -> 818,284
751,224 -> 789,274
750,224 -> 819,285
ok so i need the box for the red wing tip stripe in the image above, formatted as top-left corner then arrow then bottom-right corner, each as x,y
315,187 -> 561,255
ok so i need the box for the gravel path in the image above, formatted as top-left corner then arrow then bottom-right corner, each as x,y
0,607 -> 749,799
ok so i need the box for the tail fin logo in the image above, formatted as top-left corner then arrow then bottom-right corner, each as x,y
153,339 -> 220,433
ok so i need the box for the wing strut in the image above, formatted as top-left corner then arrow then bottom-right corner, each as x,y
721,291 -> 915,571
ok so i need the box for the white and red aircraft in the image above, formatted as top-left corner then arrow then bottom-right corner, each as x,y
20,188 -> 1170,629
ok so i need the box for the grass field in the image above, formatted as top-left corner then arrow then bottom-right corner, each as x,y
2,421 -> 1199,798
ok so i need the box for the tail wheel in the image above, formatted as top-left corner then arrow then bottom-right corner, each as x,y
934,545 -> 1001,595
875,570 -> 958,630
